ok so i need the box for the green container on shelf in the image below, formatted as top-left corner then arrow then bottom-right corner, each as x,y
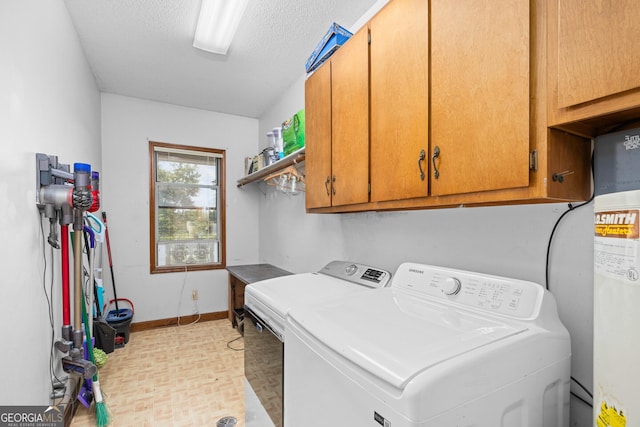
282,109 -> 305,156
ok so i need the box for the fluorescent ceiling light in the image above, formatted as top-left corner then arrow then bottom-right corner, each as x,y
193,0 -> 249,55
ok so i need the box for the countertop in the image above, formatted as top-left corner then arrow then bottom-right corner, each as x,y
226,263 -> 293,284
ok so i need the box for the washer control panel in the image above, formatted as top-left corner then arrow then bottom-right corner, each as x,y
394,262 -> 545,320
319,261 -> 392,289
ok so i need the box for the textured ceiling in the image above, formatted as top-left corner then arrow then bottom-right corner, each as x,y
64,0 -> 379,118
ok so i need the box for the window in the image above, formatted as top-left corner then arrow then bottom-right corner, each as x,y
149,141 -> 225,273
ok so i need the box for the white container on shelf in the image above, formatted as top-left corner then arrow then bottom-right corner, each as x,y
272,127 -> 284,159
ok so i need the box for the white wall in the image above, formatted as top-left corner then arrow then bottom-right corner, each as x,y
256,2 -> 594,425
0,0 -> 101,405
100,94 -> 259,323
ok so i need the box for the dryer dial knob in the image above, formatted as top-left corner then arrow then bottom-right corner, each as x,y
443,277 -> 462,295
345,264 -> 358,276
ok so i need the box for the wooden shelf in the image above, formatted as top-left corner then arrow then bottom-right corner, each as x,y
236,147 -> 305,187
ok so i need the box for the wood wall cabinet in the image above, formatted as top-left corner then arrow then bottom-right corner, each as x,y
305,27 -> 369,209
304,63 -> 332,209
369,0 -> 429,203
305,0 -> 591,213
548,0 -> 640,136
430,0 -> 530,197
331,27 -> 370,207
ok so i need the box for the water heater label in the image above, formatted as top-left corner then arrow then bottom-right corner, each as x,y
594,210 -> 639,238
595,209 -> 640,283
596,401 -> 627,427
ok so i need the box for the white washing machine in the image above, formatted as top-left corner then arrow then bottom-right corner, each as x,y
285,262 -> 571,427
244,261 -> 391,427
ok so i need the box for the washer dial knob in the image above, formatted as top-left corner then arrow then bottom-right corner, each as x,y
443,277 -> 462,295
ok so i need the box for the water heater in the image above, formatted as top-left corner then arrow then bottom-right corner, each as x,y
593,127 -> 640,427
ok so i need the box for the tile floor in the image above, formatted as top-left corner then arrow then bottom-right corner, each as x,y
70,319 -> 246,427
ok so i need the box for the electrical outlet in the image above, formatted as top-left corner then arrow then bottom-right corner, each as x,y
192,290 -> 198,300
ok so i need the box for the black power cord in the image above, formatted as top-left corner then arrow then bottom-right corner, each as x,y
571,376 -> 594,408
544,154 -> 596,408
226,335 -> 244,351
545,198 -> 596,408
545,148 -> 595,292
544,194 -> 594,292
40,214 -> 66,401
544,198 -> 595,408
545,152 -> 595,292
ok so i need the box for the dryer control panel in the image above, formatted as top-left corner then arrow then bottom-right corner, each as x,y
319,260 -> 392,289
393,262 -> 546,320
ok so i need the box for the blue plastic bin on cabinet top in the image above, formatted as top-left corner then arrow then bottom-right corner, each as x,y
305,22 -> 353,73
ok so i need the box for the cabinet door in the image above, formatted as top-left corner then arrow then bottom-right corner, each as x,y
430,0 -> 530,196
370,0 -> 429,203
330,27 -> 370,207
555,0 -> 640,109
305,63 -> 332,209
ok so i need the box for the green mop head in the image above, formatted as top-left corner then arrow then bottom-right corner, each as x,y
92,380 -> 110,427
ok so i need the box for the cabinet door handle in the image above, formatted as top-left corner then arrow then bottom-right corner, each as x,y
418,150 -> 426,181
332,175 -> 337,195
324,176 -> 331,196
432,146 -> 440,179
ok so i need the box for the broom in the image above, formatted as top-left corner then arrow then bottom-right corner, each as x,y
82,280 -> 110,426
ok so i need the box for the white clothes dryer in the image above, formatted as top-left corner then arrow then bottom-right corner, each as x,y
284,262 -> 571,427
244,260 -> 391,427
